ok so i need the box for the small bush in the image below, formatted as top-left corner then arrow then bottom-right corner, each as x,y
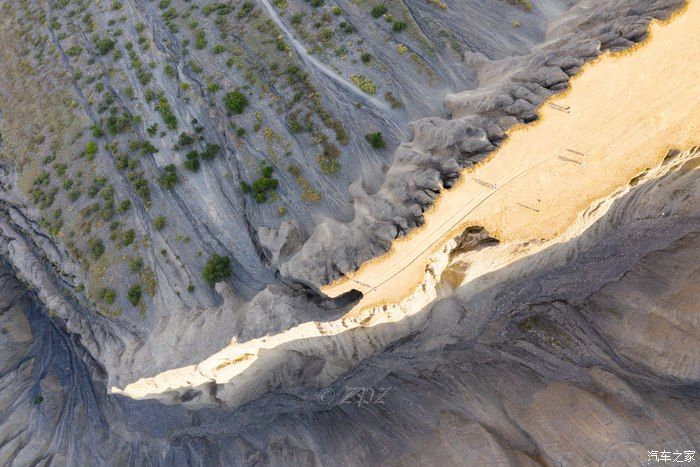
94,37 -> 115,55
371,4 -> 387,18
118,199 -> 131,213
152,215 -> 166,231
251,165 -> 279,202
66,45 -> 82,57
365,131 -> 385,148
237,1 -> 254,18
392,21 -> 407,32
127,284 -> 142,305
351,74 -> 377,95
195,30 -> 207,49
201,144 -> 221,160
291,12 -> 304,24
107,113 -> 133,135
99,287 -> 117,304
224,91 -> 249,114
130,256 -> 144,272
506,0 -> 532,11
122,229 -> 135,246
158,164 -> 179,189
177,132 -> 195,147
155,96 -> 177,130
202,254 -> 231,285
85,141 -> 98,157
183,151 -> 200,171
88,238 -> 105,259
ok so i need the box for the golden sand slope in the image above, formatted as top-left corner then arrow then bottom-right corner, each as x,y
114,2 -> 699,400
321,0 -> 700,311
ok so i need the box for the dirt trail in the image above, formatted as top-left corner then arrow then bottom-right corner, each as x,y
321,0 -> 700,311
113,1 -> 699,401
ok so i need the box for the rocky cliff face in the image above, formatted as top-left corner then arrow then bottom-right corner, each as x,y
0,0 -> 696,464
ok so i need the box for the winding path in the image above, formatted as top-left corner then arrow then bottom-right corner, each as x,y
113,1 -> 700,402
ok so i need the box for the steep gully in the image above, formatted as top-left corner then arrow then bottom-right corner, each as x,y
111,2 -> 700,406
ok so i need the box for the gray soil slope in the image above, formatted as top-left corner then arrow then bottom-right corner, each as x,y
0,0 -> 696,464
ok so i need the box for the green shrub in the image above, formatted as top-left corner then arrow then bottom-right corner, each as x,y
202,254 -> 231,285
152,215 -> 166,231
94,37 -> 115,55
291,12 -> 303,24
129,256 -> 144,272
183,151 -> 200,171
371,4 -> 387,18
177,132 -> 195,147
365,131 -> 385,148
155,96 -> 177,130
201,143 -> 221,160
505,0 -> 532,11
118,199 -> 131,213
122,229 -> 135,246
224,91 -> 249,114
392,21 -> 407,32
107,112 -> 133,135
254,165 -> 279,202
351,74 -> 377,95
127,284 -> 142,305
85,141 -> 98,157
66,45 -> 82,57
195,30 -> 207,49
360,52 -> 373,63
99,287 -> 117,304
158,164 -> 179,189
237,1 -> 253,18
88,238 -> 105,259
212,44 -> 226,54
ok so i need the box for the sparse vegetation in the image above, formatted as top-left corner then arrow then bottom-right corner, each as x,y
153,215 -> 166,231
504,0 -> 533,11
94,36 -> 115,55
241,164 -> 279,203
224,90 -> 249,114
202,254 -> 231,285
127,284 -> 142,306
371,4 -> 387,18
365,131 -> 385,149
183,151 -> 200,172
155,95 -> 177,130
158,164 -> 179,189
99,287 -> 117,304
392,21 -> 407,33
88,238 -> 105,259
351,74 -> 377,95
201,144 -> 221,160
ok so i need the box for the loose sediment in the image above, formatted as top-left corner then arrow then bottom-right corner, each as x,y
111,1 -> 699,407
321,0 -> 699,310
